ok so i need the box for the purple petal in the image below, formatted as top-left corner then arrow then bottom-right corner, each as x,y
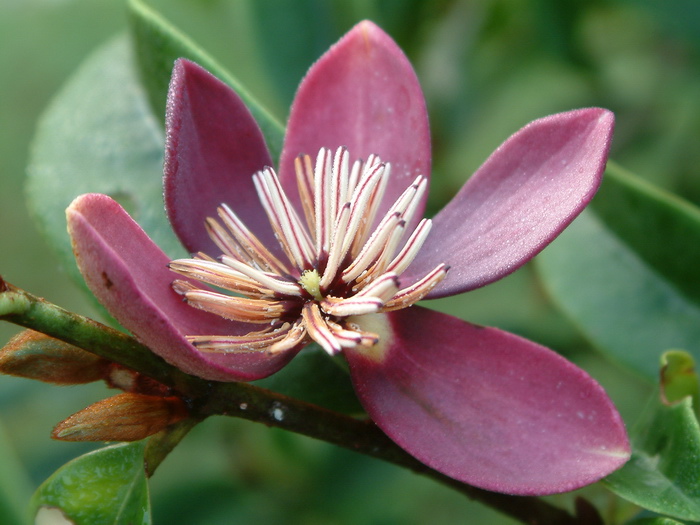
344,306 -> 629,495
164,59 -> 275,255
405,108 -> 613,298
66,193 -> 298,381
279,20 -> 431,230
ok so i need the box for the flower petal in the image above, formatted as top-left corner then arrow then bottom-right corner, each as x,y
164,59 -> 275,255
405,108 -> 613,298
66,193 -> 298,381
279,21 -> 431,231
344,306 -> 629,495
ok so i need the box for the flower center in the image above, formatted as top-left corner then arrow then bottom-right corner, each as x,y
169,147 -> 448,356
299,270 -> 323,301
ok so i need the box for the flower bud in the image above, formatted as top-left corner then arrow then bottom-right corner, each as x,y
0,330 -> 107,384
53,392 -> 189,442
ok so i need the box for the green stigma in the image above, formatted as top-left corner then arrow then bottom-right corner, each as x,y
299,269 -> 323,301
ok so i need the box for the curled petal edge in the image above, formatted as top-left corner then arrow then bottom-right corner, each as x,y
66,193 -> 298,382
164,58 -> 276,255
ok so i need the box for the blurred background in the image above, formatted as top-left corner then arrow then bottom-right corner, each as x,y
2,0 -> 700,523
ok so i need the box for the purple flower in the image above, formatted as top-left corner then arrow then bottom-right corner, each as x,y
67,21 -> 629,495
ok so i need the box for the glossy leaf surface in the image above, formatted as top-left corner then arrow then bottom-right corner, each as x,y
30,441 -> 151,525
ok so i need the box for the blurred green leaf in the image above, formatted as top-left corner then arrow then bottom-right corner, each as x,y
605,391 -> 700,521
591,164 -> 700,306
537,165 -> 700,380
626,517 -> 686,525
247,0 -> 337,108
127,0 -> 284,160
0,419 -> 32,525
27,35 -> 183,292
30,441 -> 150,525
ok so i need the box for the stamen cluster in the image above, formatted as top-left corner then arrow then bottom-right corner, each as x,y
169,147 -> 448,356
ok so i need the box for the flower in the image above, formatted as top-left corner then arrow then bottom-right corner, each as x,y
66,21 -> 629,495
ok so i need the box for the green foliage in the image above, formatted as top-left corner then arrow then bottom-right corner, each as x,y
0,420 -> 31,525
538,165 -> 700,380
626,518 -> 686,525
29,441 -> 150,525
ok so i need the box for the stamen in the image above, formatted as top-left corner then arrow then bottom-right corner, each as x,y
172,146 -> 446,358
384,218 -> 432,275
325,320 -> 363,348
204,217 -> 245,262
269,321 -> 308,354
302,302 -> 341,355
314,148 -> 333,256
347,158 -> 362,197
220,256 -> 302,297
169,259 -> 271,298
341,212 -> 402,283
358,220 -> 406,280
295,155 -> 316,237
354,272 -> 400,302
382,263 -> 449,311
254,168 -> 315,269
217,204 -> 290,274
383,175 -> 424,221
340,162 -> 386,256
331,147 -> 350,228
188,324 -> 291,353
320,295 -> 384,317
352,161 -> 391,252
345,321 -> 380,347
399,176 -> 428,226
319,202 -> 351,290
179,287 -> 293,323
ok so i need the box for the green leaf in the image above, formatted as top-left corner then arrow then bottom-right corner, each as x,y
537,165 -> 700,380
591,163 -> 700,306
27,35 -> 183,289
626,518 -> 686,525
127,0 -> 284,160
247,0 -> 337,107
605,392 -> 700,520
30,441 -> 151,525
0,419 -> 32,525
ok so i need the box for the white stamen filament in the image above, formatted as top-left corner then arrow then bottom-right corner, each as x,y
217,203 -> 290,274
382,263 -> 450,312
384,218 -> 432,275
188,324 -> 291,353
220,255 -> 303,297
